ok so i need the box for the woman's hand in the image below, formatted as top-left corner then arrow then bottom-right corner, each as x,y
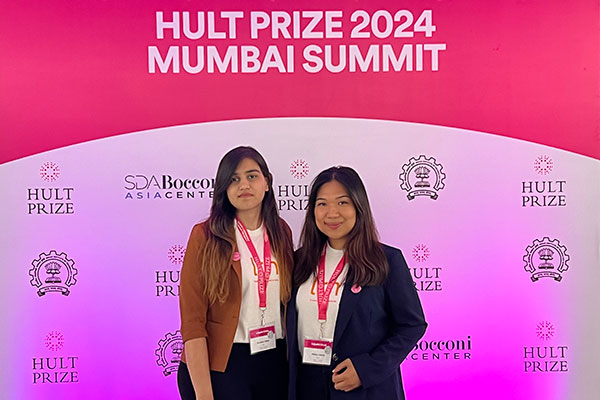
331,358 -> 362,391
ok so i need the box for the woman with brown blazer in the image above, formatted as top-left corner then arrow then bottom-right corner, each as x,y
177,146 -> 293,400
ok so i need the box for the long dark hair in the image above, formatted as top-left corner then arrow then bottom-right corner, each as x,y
294,166 -> 388,287
202,146 -> 293,304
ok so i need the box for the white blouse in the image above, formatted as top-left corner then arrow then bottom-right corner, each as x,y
233,225 -> 283,343
296,243 -> 348,353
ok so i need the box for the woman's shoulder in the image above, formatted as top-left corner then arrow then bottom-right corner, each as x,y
189,220 -> 209,242
380,243 -> 407,266
377,244 -> 412,288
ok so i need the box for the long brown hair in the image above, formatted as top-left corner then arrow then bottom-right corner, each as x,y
294,166 -> 388,287
201,146 -> 293,304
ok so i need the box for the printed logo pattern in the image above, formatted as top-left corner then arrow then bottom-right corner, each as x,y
524,322 -> 568,373
534,155 -> 553,175
399,155 -> 446,200
412,244 -> 430,263
168,245 -> 185,264
45,331 -> 65,351
290,159 -> 310,179
524,238 -> 570,282
40,162 -> 61,182
536,321 -> 555,340
29,251 -> 78,296
155,331 -> 183,376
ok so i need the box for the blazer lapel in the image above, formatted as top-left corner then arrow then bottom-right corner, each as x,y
333,282 -> 363,344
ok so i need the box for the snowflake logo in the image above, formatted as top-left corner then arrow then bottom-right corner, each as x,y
45,331 -> 64,351
412,244 -> 430,263
290,159 -> 310,179
534,155 -> 553,175
536,321 -> 555,340
168,245 -> 185,264
40,162 -> 60,182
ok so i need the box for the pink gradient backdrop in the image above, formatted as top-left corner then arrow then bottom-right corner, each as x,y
1,0 -> 599,399
2,119 -> 598,399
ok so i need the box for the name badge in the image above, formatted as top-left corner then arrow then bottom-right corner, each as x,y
249,324 -> 276,354
302,338 -> 333,365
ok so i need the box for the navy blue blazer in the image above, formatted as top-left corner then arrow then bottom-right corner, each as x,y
287,244 -> 427,400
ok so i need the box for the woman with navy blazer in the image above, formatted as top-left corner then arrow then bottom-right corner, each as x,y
287,166 -> 427,400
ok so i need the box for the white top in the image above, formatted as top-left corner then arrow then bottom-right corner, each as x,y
296,243 -> 348,352
233,225 -> 283,343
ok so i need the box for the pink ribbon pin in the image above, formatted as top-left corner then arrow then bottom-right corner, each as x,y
351,284 -> 362,294
232,252 -> 241,261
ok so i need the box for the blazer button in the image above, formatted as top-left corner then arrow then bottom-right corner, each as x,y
332,353 -> 338,362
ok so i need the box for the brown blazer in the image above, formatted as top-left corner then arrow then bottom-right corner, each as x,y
179,220 -> 291,372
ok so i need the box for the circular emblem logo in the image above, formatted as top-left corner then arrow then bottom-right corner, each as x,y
155,330 -> 183,376
536,321 -> 555,340
412,244 -> 430,263
40,162 -> 61,182
45,331 -> 65,351
290,159 -> 310,179
399,155 -> 446,200
168,245 -> 185,264
523,237 -> 569,282
534,155 -> 553,175
29,250 -> 78,296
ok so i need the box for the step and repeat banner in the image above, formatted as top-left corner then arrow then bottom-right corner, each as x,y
1,1 -> 598,399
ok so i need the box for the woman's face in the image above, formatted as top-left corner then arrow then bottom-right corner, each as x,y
314,180 -> 357,250
226,158 -> 269,214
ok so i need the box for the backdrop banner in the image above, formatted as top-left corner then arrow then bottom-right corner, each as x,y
1,1 -> 598,399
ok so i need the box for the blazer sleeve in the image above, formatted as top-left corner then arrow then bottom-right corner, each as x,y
351,246 -> 427,389
179,223 -> 210,342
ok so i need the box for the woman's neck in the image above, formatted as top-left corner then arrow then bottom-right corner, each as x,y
328,238 -> 347,250
236,209 -> 262,230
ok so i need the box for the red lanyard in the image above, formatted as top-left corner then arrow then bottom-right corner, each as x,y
317,247 -> 346,321
235,218 -> 271,309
